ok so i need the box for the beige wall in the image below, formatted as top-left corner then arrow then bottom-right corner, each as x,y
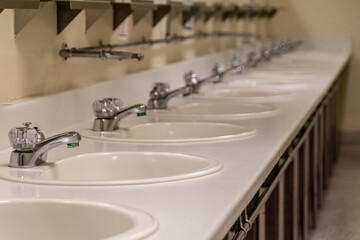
0,0 -> 258,104
268,0 -> 360,131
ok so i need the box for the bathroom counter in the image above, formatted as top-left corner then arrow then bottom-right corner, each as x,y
0,39 -> 351,240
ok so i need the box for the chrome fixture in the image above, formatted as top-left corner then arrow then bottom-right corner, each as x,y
184,63 -> 226,94
71,32 -> 260,52
147,82 -> 191,109
59,44 -> 144,61
92,98 -> 146,131
230,55 -> 246,74
260,48 -> 271,61
8,122 -> 81,168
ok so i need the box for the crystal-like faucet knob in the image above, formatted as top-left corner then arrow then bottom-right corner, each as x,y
93,98 -> 123,118
8,122 -> 45,151
150,82 -> 170,99
184,71 -> 199,85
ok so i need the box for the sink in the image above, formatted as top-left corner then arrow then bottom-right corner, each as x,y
220,77 -> 307,90
226,78 -> 306,90
148,102 -> 279,120
0,152 -> 223,185
0,199 -> 158,240
242,71 -> 313,79
188,88 -> 295,103
81,122 -> 256,143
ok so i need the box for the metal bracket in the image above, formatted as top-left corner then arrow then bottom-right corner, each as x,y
14,7 -> 42,37
113,2 -> 131,30
236,7 -> 247,20
212,4 -> 223,21
203,6 -> 215,22
113,1 -> 156,30
70,0 -> 112,32
182,4 -> 202,25
169,1 -> 190,20
221,5 -> 238,21
0,0 -> 42,37
131,1 -> 157,26
0,0 -> 40,9
56,1 -> 82,34
152,4 -> 170,27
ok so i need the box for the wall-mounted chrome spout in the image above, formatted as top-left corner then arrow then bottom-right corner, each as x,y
92,98 -> 146,131
8,122 -> 81,168
147,82 -> 191,109
73,31 -> 260,52
59,44 -> 144,61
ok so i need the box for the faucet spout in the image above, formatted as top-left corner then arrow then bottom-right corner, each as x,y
29,132 -> 81,167
107,104 -> 147,130
147,82 -> 191,109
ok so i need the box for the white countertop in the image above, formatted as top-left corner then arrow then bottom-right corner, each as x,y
0,39 -> 351,240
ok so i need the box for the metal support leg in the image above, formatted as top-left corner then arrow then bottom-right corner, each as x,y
302,136 -> 310,240
259,205 -> 266,240
311,120 -> 318,228
323,100 -> 330,189
318,108 -> 324,206
293,151 -> 299,240
279,174 -> 285,240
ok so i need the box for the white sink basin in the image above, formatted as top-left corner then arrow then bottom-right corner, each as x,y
189,88 -> 295,103
243,71 -> 313,79
223,77 -> 306,90
0,152 -> 222,185
0,199 -> 158,240
148,102 -> 279,120
81,122 -> 256,143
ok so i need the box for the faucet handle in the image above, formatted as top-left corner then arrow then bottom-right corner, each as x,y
8,122 -> 45,151
212,63 -> 225,82
93,98 -> 123,118
184,71 -> 199,86
150,82 -> 170,99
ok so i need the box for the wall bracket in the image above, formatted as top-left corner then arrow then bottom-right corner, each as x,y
0,0 -> 41,36
152,4 -> 170,27
56,1 -> 82,34
182,4 -> 202,25
70,0 -> 112,32
113,0 -> 156,30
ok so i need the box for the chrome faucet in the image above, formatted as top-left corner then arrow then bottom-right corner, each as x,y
184,62 -> 230,94
59,44 -> 144,61
147,82 -> 191,109
8,122 -> 81,168
212,63 -> 226,83
92,98 -> 146,131
260,47 -> 271,61
230,55 -> 246,74
246,51 -> 261,67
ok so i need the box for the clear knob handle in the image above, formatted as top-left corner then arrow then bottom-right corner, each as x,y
92,98 -> 123,118
150,82 -> 170,99
184,71 -> 199,85
8,122 -> 45,151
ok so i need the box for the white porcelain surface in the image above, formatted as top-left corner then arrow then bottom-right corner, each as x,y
188,88 -> 295,103
0,152 -> 223,185
0,199 -> 158,240
223,77 -> 307,90
148,102 -> 280,120
81,122 -> 256,143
